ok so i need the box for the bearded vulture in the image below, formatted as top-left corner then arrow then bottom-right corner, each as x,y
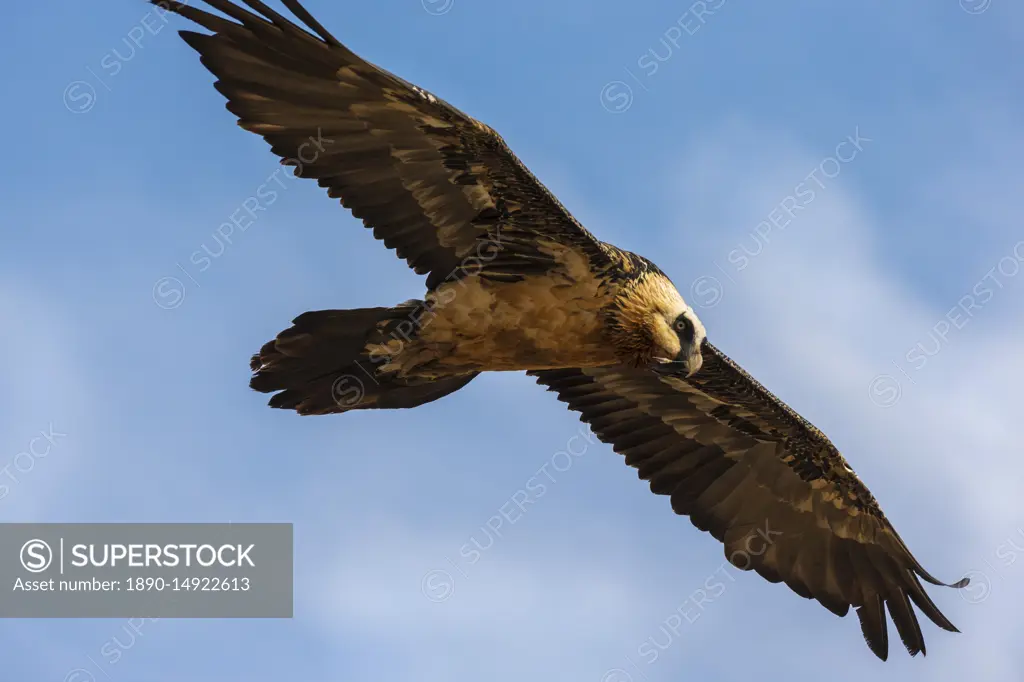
154,0 -> 968,660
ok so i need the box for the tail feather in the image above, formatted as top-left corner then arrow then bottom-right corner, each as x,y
250,302 -> 476,415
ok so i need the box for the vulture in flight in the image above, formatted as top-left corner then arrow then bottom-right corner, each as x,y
154,0 -> 968,660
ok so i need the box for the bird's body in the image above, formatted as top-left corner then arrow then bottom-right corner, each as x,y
363,245 -> 691,377
156,0 -> 968,661
368,244 -> 620,377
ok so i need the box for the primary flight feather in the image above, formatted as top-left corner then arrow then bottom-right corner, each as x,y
154,0 -> 968,660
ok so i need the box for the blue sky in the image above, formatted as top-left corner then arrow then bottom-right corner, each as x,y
1,0 -> 1023,679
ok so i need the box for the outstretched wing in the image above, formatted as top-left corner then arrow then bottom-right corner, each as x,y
529,340 -> 967,661
156,0 -> 611,289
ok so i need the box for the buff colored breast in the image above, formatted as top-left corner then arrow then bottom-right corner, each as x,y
374,240 -> 621,375
418,272 -> 617,371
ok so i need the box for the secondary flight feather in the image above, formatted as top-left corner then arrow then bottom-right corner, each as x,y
154,0 -> 968,660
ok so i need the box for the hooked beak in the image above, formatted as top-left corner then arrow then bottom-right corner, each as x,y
685,348 -> 703,377
651,352 -> 702,378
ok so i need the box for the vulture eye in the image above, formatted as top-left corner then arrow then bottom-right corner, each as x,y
674,316 -> 694,340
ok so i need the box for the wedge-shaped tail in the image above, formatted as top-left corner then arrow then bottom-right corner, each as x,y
250,303 -> 476,415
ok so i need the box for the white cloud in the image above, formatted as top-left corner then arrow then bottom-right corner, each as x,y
302,517 -> 669,682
